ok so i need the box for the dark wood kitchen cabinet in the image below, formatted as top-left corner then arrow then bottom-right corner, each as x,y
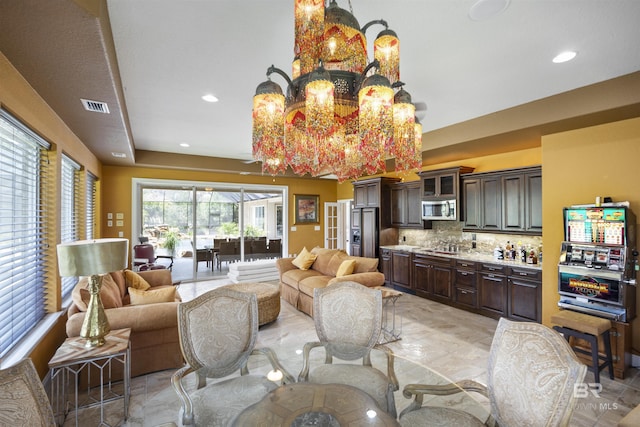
412,253 -> 453,302
453,260 -> 477,310
419,167 -> 473,199
390,181 -> 424,229
463,166 -> 541,235
478,263 -> 508,319
508,266 -> 542,323
391,250 -> 412,291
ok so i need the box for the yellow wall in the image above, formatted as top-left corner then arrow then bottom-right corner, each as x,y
542,117 -> 640,351
0,51 -> 102,376
101,166 -> 337,257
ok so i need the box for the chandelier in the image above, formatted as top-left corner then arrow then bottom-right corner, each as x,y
252,0 -> 423,182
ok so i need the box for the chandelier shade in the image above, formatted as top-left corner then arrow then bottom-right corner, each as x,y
252,0 -> 423,181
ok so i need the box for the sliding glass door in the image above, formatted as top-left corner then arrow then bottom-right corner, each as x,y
133,179 -> 287,283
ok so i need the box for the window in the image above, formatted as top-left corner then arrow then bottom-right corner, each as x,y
254,205 -> 265,230
60,154 -> 81,297
86,173 -> 97,240
0,110 -> 50,358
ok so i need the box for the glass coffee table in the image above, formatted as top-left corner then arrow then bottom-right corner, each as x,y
233,342 -> 490,426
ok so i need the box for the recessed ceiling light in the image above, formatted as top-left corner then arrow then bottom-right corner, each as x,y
111,152 -> 126,158
180,143 -> 190,148
469,0 -> 510,21
553,51 -> 577,63
202,94 -> 219,103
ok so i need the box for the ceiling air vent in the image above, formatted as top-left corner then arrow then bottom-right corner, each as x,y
81,98 -> 110,114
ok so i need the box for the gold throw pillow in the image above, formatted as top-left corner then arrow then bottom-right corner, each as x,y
128,286 -> 176,306
292,247 -> 317,270
336,259 -> 356,277
124,269 -> 152,291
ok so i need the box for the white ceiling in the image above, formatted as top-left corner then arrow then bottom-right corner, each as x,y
1,0 -> 639,172
105,0 -> 640,163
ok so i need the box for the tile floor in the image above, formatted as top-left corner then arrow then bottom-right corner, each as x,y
62,279 -> 640,426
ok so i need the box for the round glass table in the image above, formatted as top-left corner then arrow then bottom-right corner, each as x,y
231,341 -> 490,426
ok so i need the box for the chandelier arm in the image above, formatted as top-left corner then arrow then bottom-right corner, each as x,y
266,65 -> 293,89
361,19 -> 388,34
355,59 -> 381,91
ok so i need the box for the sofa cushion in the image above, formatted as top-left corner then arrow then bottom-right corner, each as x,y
326,251 -> 349,276
310,247 -> 342,275
336,259 -> 356,277
129,286 -> 176,306
110,270 -> 127,299
281,268 -> 324,289
351,256 -> 379,273
298,275 -> 332,297
292,247 -> 317,270
72,273 -> 123,312
125,269 -> 152,291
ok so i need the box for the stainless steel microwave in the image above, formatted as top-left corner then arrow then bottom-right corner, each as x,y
422,199 -> 457,220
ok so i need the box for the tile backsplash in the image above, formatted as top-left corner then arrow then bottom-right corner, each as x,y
398,222 -> 543,256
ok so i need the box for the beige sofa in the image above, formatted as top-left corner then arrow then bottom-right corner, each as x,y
276,247 -> 385,316
66,268 -> 183,378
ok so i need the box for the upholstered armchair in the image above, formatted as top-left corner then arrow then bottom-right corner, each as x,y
171,288 -> 294,426
399,318 -> 587,427
0,358 -> 56,426
298,281 -> 399,418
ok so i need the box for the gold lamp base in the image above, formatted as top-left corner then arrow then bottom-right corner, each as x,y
80,274 -> 111,347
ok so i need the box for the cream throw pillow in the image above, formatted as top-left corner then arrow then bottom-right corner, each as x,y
336,259 -> 356,277
124,269 -> 152,291
128,286 -> 176,306
292,247 -> 317,270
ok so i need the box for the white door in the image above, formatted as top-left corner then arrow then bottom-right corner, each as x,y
324,202 -> 339,249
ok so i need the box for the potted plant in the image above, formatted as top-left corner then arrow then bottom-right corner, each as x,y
162,229 -> 180,255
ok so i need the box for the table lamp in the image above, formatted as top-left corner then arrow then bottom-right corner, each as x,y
57,238 -> 129,347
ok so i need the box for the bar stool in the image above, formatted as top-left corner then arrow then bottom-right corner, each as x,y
550,310 -> 614,384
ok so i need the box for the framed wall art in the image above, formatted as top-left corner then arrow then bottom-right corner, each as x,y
294,194 -> 319,224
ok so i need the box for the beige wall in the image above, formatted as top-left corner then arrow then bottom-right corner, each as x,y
542,117 -> 640,350
101,166 -> 337,258
0,51 -> 102,376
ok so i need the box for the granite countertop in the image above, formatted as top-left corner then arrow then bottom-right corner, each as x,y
380,245 -> 543,270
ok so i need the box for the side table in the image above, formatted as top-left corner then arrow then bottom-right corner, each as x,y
372,286 -> 403,344
48,328 -> 131,426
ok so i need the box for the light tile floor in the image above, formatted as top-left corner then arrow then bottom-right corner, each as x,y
62,280 -> 640,426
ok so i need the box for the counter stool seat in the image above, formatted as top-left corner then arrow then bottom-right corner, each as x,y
551,310 -> 614,384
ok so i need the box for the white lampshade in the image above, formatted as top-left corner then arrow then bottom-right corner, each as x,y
57,238 -> 129,277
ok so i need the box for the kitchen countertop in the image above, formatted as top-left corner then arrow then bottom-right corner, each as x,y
380,245 -> 543,271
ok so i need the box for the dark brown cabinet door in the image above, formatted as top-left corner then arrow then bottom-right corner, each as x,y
525,171 -> 542,232
463,178 -> 481,228
406,183 -> 423,227
479,265 -> 507,319
432,265 -> 453,301
502,173 -> 525,232
391,251 -> 412,291
361,208 -> 377,258
390,185 -> 406,227
366,183 -> 380,207
508,277 -> 541,322
481,176 -> 502,230
413,258 -> 431,296
354,186 -> 367,208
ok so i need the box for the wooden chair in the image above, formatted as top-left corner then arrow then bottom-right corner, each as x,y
267,239 -> 281,258
171,288 -> 293,426
216,241 -> 238,270
398,318 -> 587,427
298,281 -> 399,418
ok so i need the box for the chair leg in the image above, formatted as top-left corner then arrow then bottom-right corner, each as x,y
602,330 -> 614,380
588,334 -> 601,384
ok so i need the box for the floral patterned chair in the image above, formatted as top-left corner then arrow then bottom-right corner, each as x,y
298,281 -> 399,418
171,288 -> 294,426
399,318 -> 587,427
0,358 -> 56,426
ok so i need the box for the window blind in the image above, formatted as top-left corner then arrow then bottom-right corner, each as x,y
0,110 -> 50,358
86,173 -> 97,240
60,155 -> 81,297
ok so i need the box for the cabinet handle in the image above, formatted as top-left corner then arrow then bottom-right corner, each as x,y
461,290 -> 468,294
488,274 -> 495,278
519,272 -> 528,276
461,272 -> 468,276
